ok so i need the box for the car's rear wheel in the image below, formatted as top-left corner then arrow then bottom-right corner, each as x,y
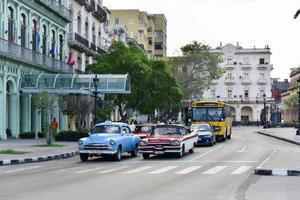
142,153 -> 150,159
113,146 -> 122,161
80,153 -> 88,162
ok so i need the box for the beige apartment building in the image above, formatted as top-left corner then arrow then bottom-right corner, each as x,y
109,9 -> 167,59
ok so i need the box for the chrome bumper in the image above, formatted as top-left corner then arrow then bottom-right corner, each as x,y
79,150 -> 117,155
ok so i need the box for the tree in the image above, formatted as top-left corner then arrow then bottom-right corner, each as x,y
284,92 -> 298,109
169,41 -> 223,99
32,92 -> 57,145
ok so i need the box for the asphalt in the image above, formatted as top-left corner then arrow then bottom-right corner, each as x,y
1,127 -> 299,200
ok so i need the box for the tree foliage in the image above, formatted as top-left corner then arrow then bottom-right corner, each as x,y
169,41 -> 223,99
284,92 -> 298,109
88,41 -> 183,121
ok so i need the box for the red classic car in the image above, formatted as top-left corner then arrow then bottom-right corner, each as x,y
138,124 -> 198,159
134,124 -> 156,139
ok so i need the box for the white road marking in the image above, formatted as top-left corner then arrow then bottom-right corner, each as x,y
189,144 -> 224,161
97,166 -> 129,174
231,166 -> 252,175
122,166 -> 153,174
3,166 -> 42,174
202,166 -> 227,174
175,166 -> 202,175
237,147 -> 247,153
75,167 -> 104,174
202,160 -> 257,163
147,166 -> 179,174
256,150 -> 278,169
50,166 -> 84,173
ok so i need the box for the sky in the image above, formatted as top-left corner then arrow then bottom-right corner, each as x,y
104,0 -> 300,79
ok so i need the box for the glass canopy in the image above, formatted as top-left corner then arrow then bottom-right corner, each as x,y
20,74 -> 131,94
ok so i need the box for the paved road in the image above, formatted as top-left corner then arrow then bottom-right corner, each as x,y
0,127 -> 299,200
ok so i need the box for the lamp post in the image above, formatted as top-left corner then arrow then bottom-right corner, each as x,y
296,78 -> 300,139
263,93 -> 267,128
93,74 -> 100,125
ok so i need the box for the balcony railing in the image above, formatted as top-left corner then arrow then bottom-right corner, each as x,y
0,38 -> 73,73
241,78 -> 252,85
257,64 -> 269,70
257,78 -> 268,85
68,33 -> 90,52
224,64 -> 235,70
97,46 -> 106,54
92,5 -> 108,22
225,77 -> 235,85
85,0 -> 96,12
240,64 -> 252,70
75,0 -> 88,6
90,42 -> 97,52
35,0 -> 72,22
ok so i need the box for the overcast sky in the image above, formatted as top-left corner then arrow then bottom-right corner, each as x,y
104,0 -> 300,79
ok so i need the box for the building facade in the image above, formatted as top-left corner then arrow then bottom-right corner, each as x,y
109,9 -> 167,59
0,0 -> 73,139
202,43 -> 273,125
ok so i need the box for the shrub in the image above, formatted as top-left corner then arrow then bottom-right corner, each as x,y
19,132 -> 35,139
38,132 -> 46,138
54,130 -> 89,141
6,128 -> 12,138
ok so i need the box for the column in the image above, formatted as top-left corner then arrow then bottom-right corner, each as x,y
20,94 -> 32,133
32,108 -> 41,139
59,112 -> 67,132
11,91 -> 20,138
0,76 -> 5,139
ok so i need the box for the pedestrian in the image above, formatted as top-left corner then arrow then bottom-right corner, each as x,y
257,120 -> 260,127
51,118 -> 59,134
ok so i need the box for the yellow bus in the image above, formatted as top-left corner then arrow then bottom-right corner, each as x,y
191,100 -> 234,141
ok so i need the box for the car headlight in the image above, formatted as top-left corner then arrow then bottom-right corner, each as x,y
139,141 -> 148,146
110,139 -> 115,145
78,140 -> 83,145
170,140 -> 181,146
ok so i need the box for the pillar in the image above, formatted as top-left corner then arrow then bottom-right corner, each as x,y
32,108 -> 41,139
59,113 -> 67,132
20,94 -> 32,133
0,76 -> 5,139
11,91 -> 20,138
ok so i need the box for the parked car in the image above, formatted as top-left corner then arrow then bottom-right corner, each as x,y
78,121 -> 141,161
133,124 -> 156,139
138,124 -> 198,159
193,123 -> 216,146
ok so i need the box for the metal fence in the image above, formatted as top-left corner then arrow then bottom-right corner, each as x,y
35,0 -> 72,22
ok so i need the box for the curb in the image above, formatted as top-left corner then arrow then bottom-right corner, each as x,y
255,168 -> 300,176
257,131 -> 300,146
0,151 -> 78,166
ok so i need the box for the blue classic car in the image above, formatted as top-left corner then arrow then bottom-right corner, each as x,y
78,121 -> 141,161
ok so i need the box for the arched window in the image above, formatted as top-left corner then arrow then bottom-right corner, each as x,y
59,34 -> 64,61
85,21 -> 89,39
42,25 -> 47,55
77,15 -> 81,34
7,7 -> 15,42
98,30 -> 101,47
20,14 -> 26,47
50,30 -> 56,58
32,19 -> 37,51
92,25 -> 96,44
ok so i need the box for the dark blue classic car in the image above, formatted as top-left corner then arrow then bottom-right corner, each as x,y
78,121 -> 141,161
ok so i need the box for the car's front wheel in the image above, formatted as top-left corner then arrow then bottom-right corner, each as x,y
189,145 -> 194,153
142,153 -> 150,159
130,146 -> 138,157
80,153 -> 88,162
113,146 -> 122,161
177,145 -> 185,158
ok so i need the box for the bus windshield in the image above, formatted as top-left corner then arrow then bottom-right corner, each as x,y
192,107 -> 224,122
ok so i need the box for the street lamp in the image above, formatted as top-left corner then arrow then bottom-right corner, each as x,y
93,74 -> 100,125
263,93 -> 267,128
296,78 -> 300,139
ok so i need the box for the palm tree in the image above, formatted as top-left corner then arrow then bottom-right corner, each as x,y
294,10 -> 300,19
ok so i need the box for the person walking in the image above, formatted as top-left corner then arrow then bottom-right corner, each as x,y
51,118 -> 59,134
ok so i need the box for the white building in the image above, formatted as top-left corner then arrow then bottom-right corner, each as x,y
202,43 -> 273,125
67,0 -> 111,72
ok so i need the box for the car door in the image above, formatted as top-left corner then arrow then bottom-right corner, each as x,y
125,126 -> 136,151
121,126 -> 131,152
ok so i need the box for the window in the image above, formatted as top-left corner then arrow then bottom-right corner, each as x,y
20,14 -> 26,47
148,39 -> 152,45
77,55 -> 82,68
211,90 -> 215,98
244,90 -> 249,98
8,7 -> 14,42
59,34 -> 64,61
244,73 -> 249,79
50,30 -> 56,58
115,16 -> 119,25
227,90 -> 233,98
155,42 -> 163,50
139,32 -> 143,39
259,58 -> 265,64
155,30 -> 163,38
77,16 -> 81,34
42,25 -> 47,55
155,18 -> 160,24
85,21 -> 89,39
227,73 -> 233,79
260,73 -> 265,78
85,56 -> 89,67
32,20 -> 38,51
260,90 -> 265,97
244,58 -> 249,64
139,18 -> 144,25
92,26 -> 96,43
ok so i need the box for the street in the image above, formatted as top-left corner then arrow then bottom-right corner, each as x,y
0,127 -> 299,200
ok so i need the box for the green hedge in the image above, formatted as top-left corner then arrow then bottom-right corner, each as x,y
19,132 -> 46,139
54,130 -> 89,141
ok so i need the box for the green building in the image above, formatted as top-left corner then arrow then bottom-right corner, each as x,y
0,0 -> 73,139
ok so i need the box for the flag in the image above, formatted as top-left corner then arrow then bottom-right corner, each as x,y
49,41 -> 56,57
67,52 -> 76,65
35,21 -> 40,47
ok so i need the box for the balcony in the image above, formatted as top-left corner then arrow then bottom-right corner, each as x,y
68,33 -> 90,53
225,77 -> 235,85
75,0 -> 87,6
0,38 -> 73,73
241,78 -> 252,85
240,64 -> 252,70
85,0 -> 96,12
97,46 -> 106,55
257,78 -> 269,85
92,5 -> 108,23
257,64 -> 269,70
224,64 -> 235,70
35,0 -> 72,22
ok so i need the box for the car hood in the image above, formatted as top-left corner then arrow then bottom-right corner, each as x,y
147,135 -> 183,144
198,131 -> 212,136
86,133 -> 121,144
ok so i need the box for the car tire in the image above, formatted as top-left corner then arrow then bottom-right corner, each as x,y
142,153 -> 150,159
80,153 -> 88,162
113,146 -> 122,161
130,146 -> 138,157
189,145 -> 194,153
177,145 -> 185,158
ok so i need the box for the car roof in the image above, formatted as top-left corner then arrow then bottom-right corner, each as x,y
155,124 -> 186,128
136,124 -> 156,126
94,121 -> 128,127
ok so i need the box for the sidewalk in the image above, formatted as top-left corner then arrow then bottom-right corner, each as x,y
256,128 -> 300,176
0,139 -> 78,166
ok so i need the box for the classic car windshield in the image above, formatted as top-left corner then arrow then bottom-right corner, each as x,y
135,126 -> 153,133
153,127 -> 184,136
199,125 -> 211,131
93,125 -> 120,134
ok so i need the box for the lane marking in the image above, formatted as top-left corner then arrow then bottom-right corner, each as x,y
122,166 -> 153,174
3,166 -> 42,174
189,144 -> 224,161
147,166 -> 178,174
237,147 -> 247,153
202,160 -> 257,163
175,166 -> 202,175
256,150 -> 278,169
49,166 -> 84,173
231,166 -> 252,175
202,166 -> 226,174
75,167 -> 104,174
97,166 -> 129,174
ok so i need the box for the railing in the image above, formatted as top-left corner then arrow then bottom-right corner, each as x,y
97,46 -> 106,54
90,42 -> 97,52
85,0 -> 96,12
206,97 -> 274,103
35,0 -> 72,22
68,33 -> 89,49
75,0 -> 88,6
93,5 -> 107,22
0,38 -> 73,73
